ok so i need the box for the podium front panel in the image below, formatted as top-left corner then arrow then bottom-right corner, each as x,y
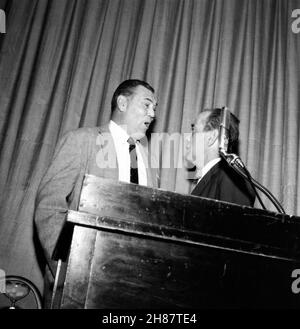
60,214 -> 299,308
56,176 -> 300,308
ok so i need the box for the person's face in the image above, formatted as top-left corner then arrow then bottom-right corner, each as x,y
120,85 -> 157,141
185,111 -> 210,170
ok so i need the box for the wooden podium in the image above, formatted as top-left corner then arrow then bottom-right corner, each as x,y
53,175 -> 300,308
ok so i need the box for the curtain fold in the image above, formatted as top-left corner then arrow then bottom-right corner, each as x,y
0,0 -> 299,302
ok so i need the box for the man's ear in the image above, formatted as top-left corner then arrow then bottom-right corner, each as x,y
207,129 -> 219,147
116,95 -> 127,112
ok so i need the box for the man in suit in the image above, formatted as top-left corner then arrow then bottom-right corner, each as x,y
185,108 -> 255,207
34,79 -> 158,307
184,108 -> 256,308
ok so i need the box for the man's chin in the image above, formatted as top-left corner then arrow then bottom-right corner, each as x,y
184,157 -> 196,170
130,131 -> 146,141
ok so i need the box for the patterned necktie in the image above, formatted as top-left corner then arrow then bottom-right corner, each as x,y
127,137 -> 139,184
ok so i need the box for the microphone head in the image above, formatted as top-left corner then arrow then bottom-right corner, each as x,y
219,106 -> 230,155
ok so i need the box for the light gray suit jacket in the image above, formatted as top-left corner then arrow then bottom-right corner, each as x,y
34,125 -> 159,302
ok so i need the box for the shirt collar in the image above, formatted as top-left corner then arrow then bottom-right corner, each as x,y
109,120 -> 131,144
201,157 -> 221,179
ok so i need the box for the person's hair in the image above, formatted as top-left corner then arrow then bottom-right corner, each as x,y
201,108 -> 240,153
111,79 -> 155,112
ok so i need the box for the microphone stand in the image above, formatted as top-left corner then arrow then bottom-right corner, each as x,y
219,150 -> 286,214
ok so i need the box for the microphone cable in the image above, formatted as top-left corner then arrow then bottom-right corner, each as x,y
220,151 -> 285,214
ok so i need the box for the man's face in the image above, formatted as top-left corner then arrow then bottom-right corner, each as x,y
122,85 -> 157,141
185,111 -> 210,170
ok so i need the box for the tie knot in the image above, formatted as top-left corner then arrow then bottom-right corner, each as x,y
127,137 -> 136,146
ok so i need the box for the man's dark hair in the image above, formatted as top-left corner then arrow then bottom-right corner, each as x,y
201,108 -> 240,153
111,79 -> 155,112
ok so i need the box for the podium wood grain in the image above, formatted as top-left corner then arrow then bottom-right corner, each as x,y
55,175 -> 300,308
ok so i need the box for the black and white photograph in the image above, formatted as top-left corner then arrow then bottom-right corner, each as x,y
0,0 -> 300,320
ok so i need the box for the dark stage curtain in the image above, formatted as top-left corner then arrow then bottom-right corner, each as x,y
0,0 -> 300,305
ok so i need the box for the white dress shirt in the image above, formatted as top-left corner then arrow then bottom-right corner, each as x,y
109,120 -> 147,186
197,157 -> 221,183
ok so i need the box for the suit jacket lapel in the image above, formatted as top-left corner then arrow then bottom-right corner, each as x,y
191,163 -> 219,196
138,141 -> 159,188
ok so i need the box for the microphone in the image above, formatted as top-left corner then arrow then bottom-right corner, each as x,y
219,106 -> 230,156
217,107 -> 285,214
